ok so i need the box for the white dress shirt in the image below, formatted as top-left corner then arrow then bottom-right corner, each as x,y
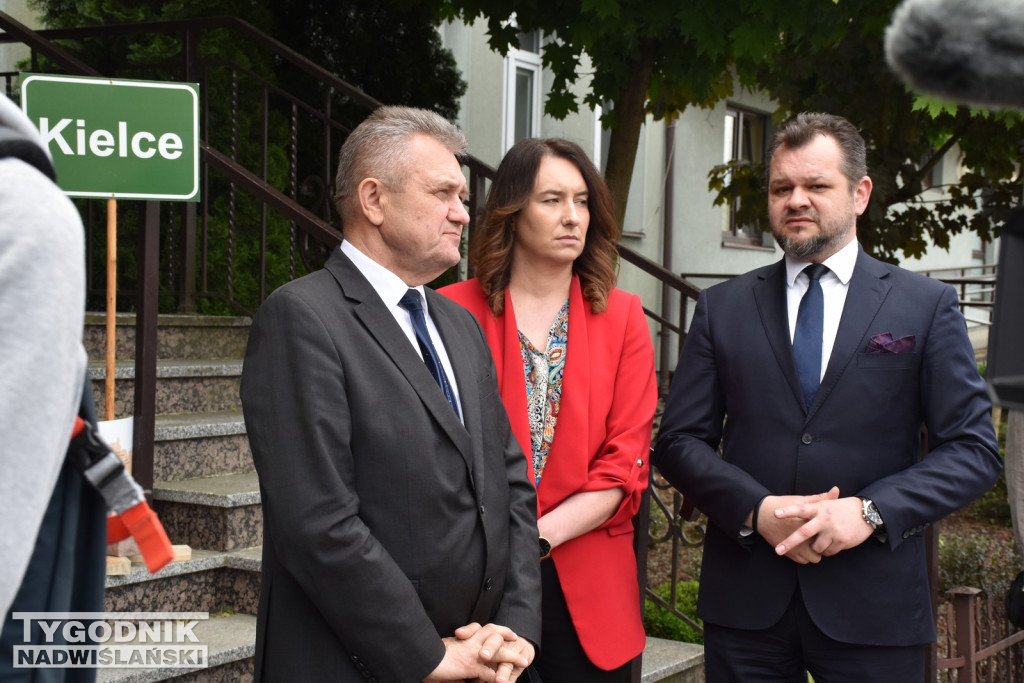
784,238 -> 859,382
340,240 -> 463,419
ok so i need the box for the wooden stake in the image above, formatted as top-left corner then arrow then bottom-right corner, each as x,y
105,198 -> 116,421
106,555 -> 130,576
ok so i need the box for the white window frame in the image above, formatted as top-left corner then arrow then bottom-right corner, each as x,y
592,103 -> 606,172
501,30 -> 543,154
722,105 -> 770,248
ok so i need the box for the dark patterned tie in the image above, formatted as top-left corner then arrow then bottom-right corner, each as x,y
793,263 -> 829,410
399,289 -> 461,418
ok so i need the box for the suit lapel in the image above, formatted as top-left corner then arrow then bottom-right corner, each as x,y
426,290 -> 479,477
753,260 -> 806,411
811,249 -> 891,416
325,252 -> 475,471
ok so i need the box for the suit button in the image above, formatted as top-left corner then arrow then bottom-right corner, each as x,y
484,578 -> 494,591
479,505 -> 486,515
801,433 -> 813,445
637,458 -> 644,467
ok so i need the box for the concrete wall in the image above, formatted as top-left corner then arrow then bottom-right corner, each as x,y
669,89 -> 780,289
617,115 -> 666,327
440,18 -> 504,169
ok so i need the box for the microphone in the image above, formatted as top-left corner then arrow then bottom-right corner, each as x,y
884,0 -> 1024,110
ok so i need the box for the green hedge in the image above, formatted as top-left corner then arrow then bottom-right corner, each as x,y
643,581 -> 703,644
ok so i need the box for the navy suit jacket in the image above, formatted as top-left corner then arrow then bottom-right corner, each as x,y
240,249 -> 541,681
653,247 -> 1001,646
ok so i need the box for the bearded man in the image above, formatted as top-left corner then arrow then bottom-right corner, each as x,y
653,111 -> 1002,683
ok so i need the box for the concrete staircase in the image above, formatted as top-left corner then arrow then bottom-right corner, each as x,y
84,312 -> 258,682
83,312 -> 704,682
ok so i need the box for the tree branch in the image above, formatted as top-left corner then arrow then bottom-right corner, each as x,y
893,119 -> 972,205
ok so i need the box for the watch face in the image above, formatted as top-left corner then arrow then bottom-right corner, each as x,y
539,537 -> 552,559
863,501 -> 883,527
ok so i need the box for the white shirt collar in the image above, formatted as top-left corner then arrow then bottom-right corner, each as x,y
340,240 -> 428,311
338,241 -> 462,422
784,237 -> 859,287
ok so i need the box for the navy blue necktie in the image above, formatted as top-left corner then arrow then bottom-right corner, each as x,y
399,289 -> 461,418
793,263 -> 829,410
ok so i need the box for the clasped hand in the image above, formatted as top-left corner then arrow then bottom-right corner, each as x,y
755,487 -> 875,564
423,622 -> 534,683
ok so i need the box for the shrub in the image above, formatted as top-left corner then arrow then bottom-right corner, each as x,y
644,581 -> 703,644
965,473 -> 1012,527
938,528 -> 1018,598
959,414 -> 1012,526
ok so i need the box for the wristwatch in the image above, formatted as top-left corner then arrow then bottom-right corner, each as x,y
539,536 -> 552,561
861,498 -> 884,531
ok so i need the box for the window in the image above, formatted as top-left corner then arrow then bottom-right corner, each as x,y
503,29 -> 542,154
722,106 -> 769,248
921,150 -> 944,191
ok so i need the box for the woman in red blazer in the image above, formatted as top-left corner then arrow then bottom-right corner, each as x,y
441,137 -> 657,681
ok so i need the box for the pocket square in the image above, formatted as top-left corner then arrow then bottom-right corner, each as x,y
866,332 -> 915,354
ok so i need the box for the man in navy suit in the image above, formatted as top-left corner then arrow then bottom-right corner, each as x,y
653,112 -> 1002,682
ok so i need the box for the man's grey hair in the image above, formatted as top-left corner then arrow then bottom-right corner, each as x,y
766,112 -> 869,189
333,105 -> 467,221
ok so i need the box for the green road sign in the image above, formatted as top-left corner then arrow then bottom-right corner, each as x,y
20,74 -> 200,201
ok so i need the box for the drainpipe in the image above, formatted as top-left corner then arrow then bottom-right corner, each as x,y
659,120 -> 676,393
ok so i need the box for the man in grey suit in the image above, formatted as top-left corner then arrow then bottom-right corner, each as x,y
241,106 -> 541,682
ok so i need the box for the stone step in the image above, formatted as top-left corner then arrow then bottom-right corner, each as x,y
86,409 -> 251,484
154,411 -> 252,482
89,360 -> 243,418
84,312 -> 251,362
95,611 -> 256,683
105,548 -> 261,615
640,637 -> 705,682
151,473 -> 262,552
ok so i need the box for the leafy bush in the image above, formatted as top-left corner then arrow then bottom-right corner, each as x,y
938,528 -> 1018,598
965,473 -> 1012,527
644,581 -> 703,644
969,415 -> 1014,525
938,408 -> 1016,597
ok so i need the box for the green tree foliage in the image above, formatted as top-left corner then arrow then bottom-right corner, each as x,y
266,0 -> 465,120
708,0 -> 1024,262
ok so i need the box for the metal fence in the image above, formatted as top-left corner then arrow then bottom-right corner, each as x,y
938,588 -> 1024,682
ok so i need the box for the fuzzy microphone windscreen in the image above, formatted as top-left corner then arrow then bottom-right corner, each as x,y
885,0 -> 1024,110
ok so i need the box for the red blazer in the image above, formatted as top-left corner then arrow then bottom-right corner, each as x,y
441,276 -> 657,669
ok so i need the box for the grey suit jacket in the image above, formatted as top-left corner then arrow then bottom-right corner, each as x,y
241,249 -> 541,681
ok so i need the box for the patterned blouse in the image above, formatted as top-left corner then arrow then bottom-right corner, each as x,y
519,300 -> 569,486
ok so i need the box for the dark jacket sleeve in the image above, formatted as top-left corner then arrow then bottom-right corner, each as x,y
859,285 -> 1002,549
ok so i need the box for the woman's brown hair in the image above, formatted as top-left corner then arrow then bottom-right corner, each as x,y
469,138 -> 620,315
